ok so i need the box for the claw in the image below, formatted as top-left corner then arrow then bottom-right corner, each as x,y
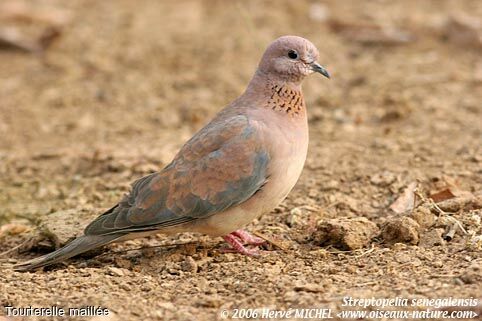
232,229 -> 266,246
222,234 -> 261,256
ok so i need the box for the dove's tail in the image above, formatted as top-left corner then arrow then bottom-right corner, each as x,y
13,234 -> 123,271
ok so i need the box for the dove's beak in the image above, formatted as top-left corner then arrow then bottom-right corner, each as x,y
310,62 -> 330,79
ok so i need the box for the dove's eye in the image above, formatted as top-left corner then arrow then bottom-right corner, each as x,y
287,50 -> 299,59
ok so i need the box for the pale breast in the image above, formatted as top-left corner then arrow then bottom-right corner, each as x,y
250,108 -> 309,212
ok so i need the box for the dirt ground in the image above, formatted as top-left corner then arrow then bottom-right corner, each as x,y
1,0 -> 481,320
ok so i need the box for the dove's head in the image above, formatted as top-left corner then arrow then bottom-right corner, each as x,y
257,35 -> 330,83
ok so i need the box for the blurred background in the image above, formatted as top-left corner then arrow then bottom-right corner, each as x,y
0,1 -> 481,320
1,0 -> 480,157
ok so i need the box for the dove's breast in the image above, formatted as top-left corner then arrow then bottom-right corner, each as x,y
249,108 -> 309,211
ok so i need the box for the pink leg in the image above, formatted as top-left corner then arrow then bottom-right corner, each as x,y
222,235 -> 260,256
232,229 -> 266,246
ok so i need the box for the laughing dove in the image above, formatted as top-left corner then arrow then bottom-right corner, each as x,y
15,35 -> 330,271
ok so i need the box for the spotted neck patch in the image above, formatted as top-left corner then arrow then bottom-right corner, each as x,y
265,83 -> 305,117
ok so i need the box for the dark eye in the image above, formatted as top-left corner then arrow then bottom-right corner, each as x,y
288,50 -> 298,59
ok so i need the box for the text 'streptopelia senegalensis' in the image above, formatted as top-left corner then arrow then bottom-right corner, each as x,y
15,35 -> 330,271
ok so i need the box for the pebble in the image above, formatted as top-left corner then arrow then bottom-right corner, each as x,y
107,267 -> 125,277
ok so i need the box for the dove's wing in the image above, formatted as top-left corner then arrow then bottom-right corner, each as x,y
84,115 -> 269,236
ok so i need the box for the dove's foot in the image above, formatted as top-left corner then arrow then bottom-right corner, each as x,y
232,229 -> 266,245
222,234 -> 261,256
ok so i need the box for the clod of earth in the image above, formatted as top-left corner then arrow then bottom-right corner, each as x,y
312,217 -> 379,250
381,216 -> 420,245
436,193 -> 481,213
409,205 -> 436,229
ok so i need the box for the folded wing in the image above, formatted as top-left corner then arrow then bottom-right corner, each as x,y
84,115 -> 269,236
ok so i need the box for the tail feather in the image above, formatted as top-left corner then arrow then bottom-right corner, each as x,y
14,234 -> 122,271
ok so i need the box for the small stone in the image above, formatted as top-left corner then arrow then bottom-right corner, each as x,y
107,266 -> 125,277
381,216 -> 420,245
321,179 -> 339,191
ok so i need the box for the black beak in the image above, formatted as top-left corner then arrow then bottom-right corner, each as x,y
310,62 -> 330,79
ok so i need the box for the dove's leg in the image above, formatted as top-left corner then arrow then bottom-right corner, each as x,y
232,229 -> 266,245
222,235 -> 260,256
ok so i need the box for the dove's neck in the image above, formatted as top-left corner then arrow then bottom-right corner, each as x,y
242,71 -> 306,117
